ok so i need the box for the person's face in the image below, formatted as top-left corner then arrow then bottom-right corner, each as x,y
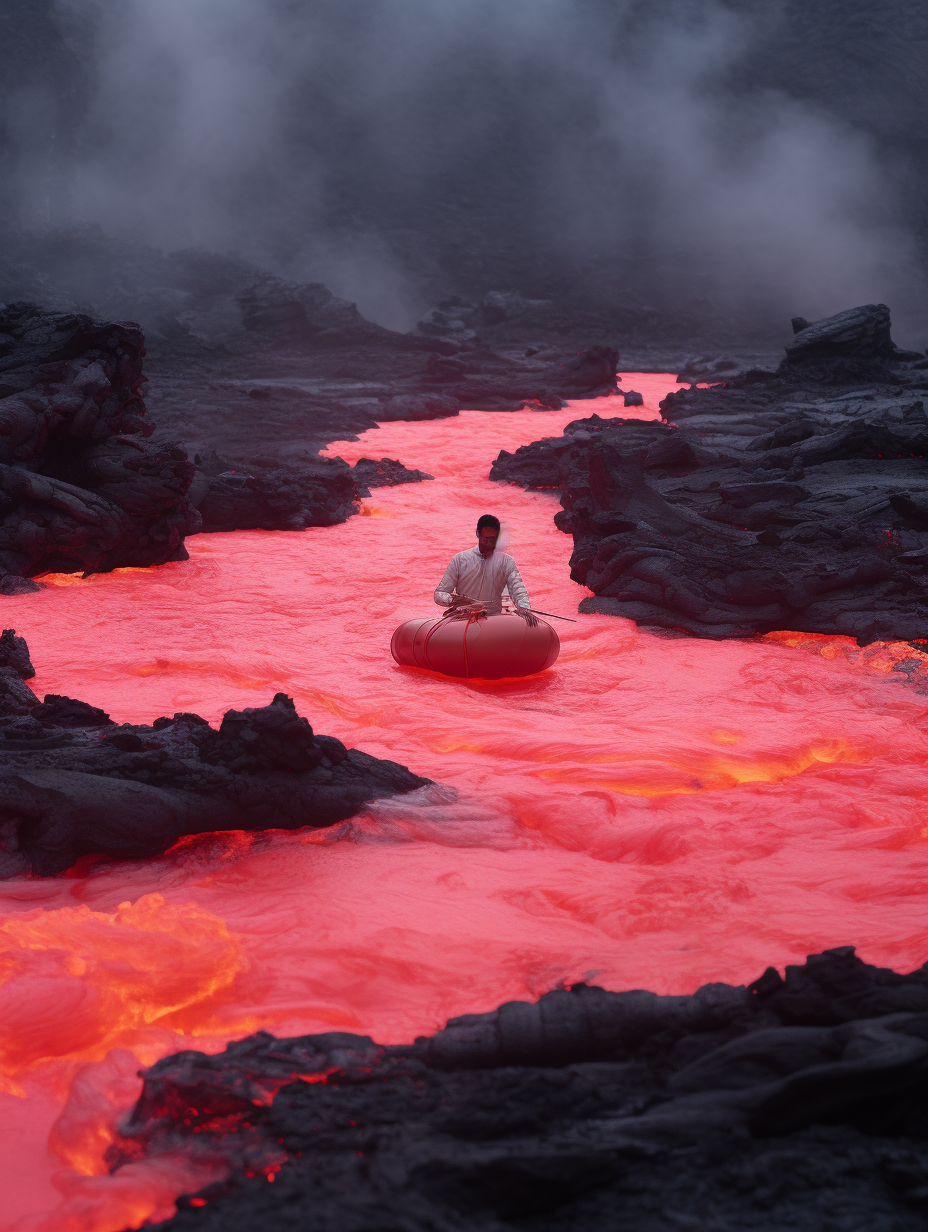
477,526 -> 499,557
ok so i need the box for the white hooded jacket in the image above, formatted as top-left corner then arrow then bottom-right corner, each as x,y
434,546 -> 530,615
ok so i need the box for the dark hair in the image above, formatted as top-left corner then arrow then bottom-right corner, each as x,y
476,514 -> 500,534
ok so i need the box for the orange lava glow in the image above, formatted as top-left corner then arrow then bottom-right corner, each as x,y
2,373 -> 928,1229
0,895 -> 248,1089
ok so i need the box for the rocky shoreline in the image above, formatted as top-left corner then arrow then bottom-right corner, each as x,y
0,291 -> 621,587
0,633 -> 430,878
492,305 -> 928,643
108,947 -> 928,1231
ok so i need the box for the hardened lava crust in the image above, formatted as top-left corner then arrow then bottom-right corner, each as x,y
492,304 -> 928,644
114,946 -> 928,1232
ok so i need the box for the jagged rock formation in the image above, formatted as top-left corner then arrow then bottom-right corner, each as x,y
779,303 -> 926,386
145,319 -> 622,464
112,260 -> 626,462
0,627 -> 34,678
237,274 -> 399,349
0,302 -> 444,552
399,343 -> 619,411
0,635 -> 430,877
111,948 -> 928,1231
187,452 -> 431,532
352,457 -> 434,497
0,284 -> 626,536
191,451 -> 360,533
492,305 -> 928,643
0,295 -> 615,560
0,302 -> 196,585
0,626 -> 39,715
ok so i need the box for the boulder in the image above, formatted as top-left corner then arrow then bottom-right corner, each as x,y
193,451 -> 358,532
778,303 -> 924,384
785,304 -> 899,361
237,273 -> 389,349
0,627 -> 34,678
351,457 -> 433,497
549,346 -> 620,397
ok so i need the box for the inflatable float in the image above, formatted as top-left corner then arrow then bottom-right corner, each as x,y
391,610 -> 560,679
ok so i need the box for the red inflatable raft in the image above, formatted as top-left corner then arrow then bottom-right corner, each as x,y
391,611 -> 560,679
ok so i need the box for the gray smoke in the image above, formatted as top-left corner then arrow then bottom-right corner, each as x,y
1,0 -> 925,336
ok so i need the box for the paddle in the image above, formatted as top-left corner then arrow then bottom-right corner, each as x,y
448,601 -> 577,623
520,607 -> 577,623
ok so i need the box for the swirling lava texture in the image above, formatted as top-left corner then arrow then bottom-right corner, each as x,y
2,375 -> 927,1230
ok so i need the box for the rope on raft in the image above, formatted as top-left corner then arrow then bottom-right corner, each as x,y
442,603 -> 577,623
431,605 -> 485,676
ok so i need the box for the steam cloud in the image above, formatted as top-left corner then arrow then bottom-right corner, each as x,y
1,0 -> 923,332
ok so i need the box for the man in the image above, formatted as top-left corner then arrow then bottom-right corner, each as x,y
434,514 -> 538,626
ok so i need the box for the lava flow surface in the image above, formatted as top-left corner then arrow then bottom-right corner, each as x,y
2,375 -> 928,1231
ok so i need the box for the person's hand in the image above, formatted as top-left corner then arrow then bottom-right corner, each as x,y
445,596 -> 486,618
516,607 -> 538,627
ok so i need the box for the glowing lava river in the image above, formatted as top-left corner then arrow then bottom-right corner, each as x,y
2,376 -> 927,1230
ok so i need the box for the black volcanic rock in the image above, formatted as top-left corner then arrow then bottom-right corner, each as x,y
778,303 -> 925,386
351,456 -> 433,497
0,641 -> 430,877
0,627 -> 35,678
492,306 -> 928,643
0,574 -> 44,594
676,354 -> 741,383
0,669 -> 41,717
552,346 -> 620,396
139,315 -> 622,463
785,304 -> 913,362
34,693 -> 113,728
377,392 -> 461,422
456,345 -> 620,409
198,694 -> 329,774
237,273 -> 401,350
193,451 -> 358,532
0,302 -> 195,583
327,343 -> 618,417
115,948 -> 928,1232
0,244 -> 632,461
0,627 -> 40,719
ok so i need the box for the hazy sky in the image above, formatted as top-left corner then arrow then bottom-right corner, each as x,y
2,0 -> 923,330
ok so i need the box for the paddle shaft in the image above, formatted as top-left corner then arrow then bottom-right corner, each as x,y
521,607 -> 577,623
449,601 -> 577,623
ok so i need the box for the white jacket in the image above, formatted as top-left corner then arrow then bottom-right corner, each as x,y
434,546 -> 530,615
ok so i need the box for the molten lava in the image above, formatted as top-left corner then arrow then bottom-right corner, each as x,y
1,374 -> 927,1230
